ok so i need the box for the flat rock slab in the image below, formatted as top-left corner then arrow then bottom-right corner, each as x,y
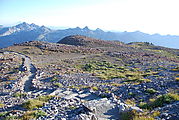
50,89 -> 64,96
84,98 -> 119,120
63,93 -> 79,100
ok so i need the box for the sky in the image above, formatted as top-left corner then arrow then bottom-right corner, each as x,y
1,0 -> 179,35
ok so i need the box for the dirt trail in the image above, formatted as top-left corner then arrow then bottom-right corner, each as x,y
20,55 -> 37,92
5,51 -> 37,92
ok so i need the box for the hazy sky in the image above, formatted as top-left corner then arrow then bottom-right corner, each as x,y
1,0 -> 179,35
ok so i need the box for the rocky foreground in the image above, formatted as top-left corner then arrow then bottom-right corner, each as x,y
0,36 -> 179,120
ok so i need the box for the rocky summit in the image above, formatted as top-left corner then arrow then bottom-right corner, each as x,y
58,35 -> 123,47
0,35 -> 179,120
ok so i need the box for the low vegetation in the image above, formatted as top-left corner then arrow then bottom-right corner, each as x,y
23,99 -> 44,110
13,92 -> 27,98
53,82 -> 63,87
175,77 -> 179,81
145,88 -> 158,94
91,86 -> 98,91
125,99 -> 136,106
171,67 -> 179,72
139,93 -> 179,109
23,95 -> 54,110
21,110 -> 46,120
120,110 -> 156,120
0,103 -> 4,108
81,61 -> 154,83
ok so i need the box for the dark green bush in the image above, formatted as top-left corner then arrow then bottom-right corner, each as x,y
139,93 -> 179,109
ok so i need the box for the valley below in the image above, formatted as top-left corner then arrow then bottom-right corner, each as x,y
0,35 -> 179,120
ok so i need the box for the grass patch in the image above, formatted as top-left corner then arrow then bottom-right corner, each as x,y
133,116 -> 154,120
23,99 -> 44,110
81,61 -> 153,81
120,110 -> 155,120
175,77 -> 179,81
23,95 -> 53,110
0,112 -> 7,117
0,103 -> 4,108
21,110 -> 46,120
110,83 -> 122,87
4,115 -> 19,120
152,111 -> 160,117
171,67 -> 179,72
145,88 -> 157,94
139,93 -> 179,109
50,76 -> 58,82
53,82 -> 63,87
91,86 -> 98,91
37,95 -> 54,102
124,78 -> 151,83
125,99 -> 136,106
13,92 -> 27,98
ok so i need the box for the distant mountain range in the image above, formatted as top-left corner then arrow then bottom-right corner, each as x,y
0,22 -> 179,49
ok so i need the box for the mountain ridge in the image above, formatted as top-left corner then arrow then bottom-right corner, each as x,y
0,22 -> 179,49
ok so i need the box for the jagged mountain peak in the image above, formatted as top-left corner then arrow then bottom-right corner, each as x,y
14,22 -> 40,30
0,22 -> 52,48
39,25 -> 51,33
95,28 -> 103,32
15,22 -> 29,28
74,27 -> 81,30
0,22 -> 179,49
83,26 -> 90,30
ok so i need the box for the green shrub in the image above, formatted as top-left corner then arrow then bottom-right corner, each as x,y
33,110 -> 46,118
145,88 -> 157,94
13,92 -> 27,98
152,111 -> 160,117
124,78 -> 151,83
0,103 -> 4,108
175,77 -> 179,81
128,92 -> 135,96
138,102 -> 148,109
81,61 -> 154,81
120,110 -> 135,120
4,115 -> 18,120
53,82 -> 63,87
171,67 -> 179,72
0,112 -> 7,117
68,85 -> 80,89
23,99 -> 44,110
50,76 -> 58,82
133,116 -> 154,120
83,63 -> 95,71
139,93 -> 179,109
110,83 -> 122,87
23,95 -> 53,110
91,86 -> 98,91
125,99 -> 136,106
21,110 -> 46,120
37,95 -> 54,102
139,79 -> 151,83
120,109 -> 155,120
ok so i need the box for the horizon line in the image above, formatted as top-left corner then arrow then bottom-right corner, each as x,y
1,22 -> 179,36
